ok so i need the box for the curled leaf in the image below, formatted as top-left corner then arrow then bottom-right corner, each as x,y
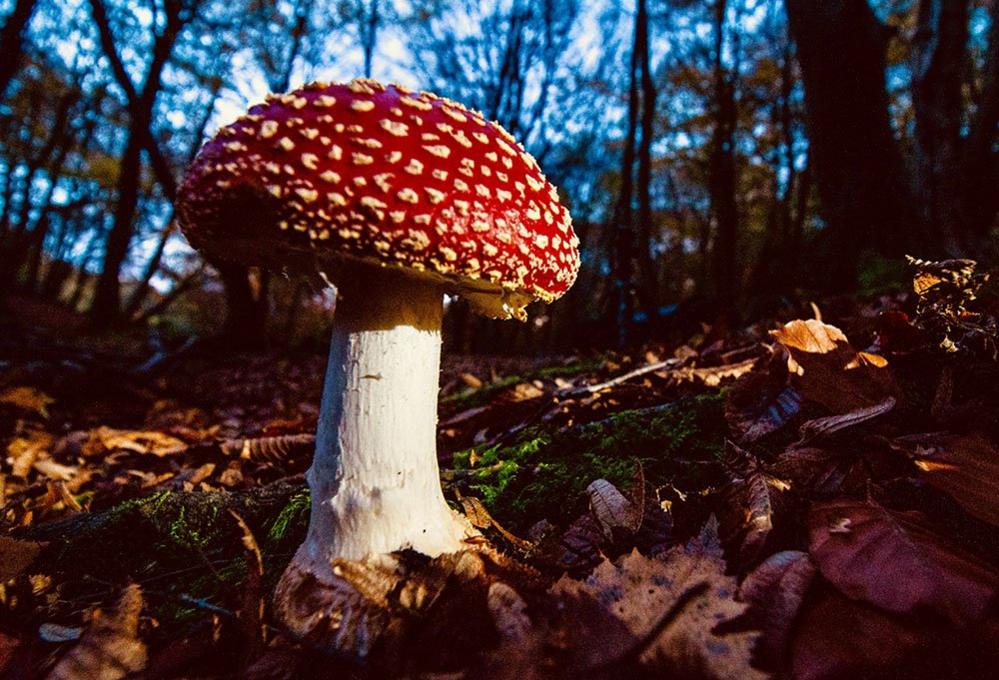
771,319 -> 898,413
47,584 -> 146,680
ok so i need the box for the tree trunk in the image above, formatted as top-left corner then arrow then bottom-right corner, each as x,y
912,0 -> 968,256
785,0 -> 918,288
0,0 -> 37,96
607,0 -> 643,346
636,0 -> 657,311
962,0 -> 999,249
90,132 -> 143,323
215,262 -> 270,348
709,0 -> 739,322
87,0 -> 184,323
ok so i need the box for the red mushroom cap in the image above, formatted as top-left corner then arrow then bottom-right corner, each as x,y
178,78 -> 580,318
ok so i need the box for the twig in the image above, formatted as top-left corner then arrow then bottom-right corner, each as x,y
558,358 -> 686,398
582,581 -> 710,676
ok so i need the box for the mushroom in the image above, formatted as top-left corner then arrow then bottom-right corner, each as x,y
177,78 -> 580,639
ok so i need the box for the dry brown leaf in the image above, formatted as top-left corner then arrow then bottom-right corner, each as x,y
553,518 -> 767,679
220,433 -> 315,462
6,431 -> 54,478
457,494 -> 533,551
738,550 -> 816,670
767,446 -> 851,496
809,498 -> 999,624
719,443 -> 773,567
796,396 -> 896,444
487,582 -> 531,642
0,536 -> 42,582
895,432 -> 999,528
276,550 -> 488,658
33,458 -> 78,482
725,348 -> 801,443
82,427 -> 186,458
230,511 -> 265,668
47,584 -> 147,680
587,478 -> 642,537
0,386 -> 55,418
460,372 -> 484,389
674,358 -> 758,387
771,319 -> 898,414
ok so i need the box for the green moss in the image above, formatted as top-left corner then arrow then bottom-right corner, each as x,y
23,481 -> 302,635
453,392 -> 727,530
267,488 -> 311,543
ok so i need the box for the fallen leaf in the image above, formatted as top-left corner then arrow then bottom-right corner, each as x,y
767,446 -> 851,497
0,536 -> 42,582
6,431 -> 54,478
719,442 -> 774,567
461,372 -> 484,389
588,478 -> 643,537
230,511 -> 264,668
738,550 -> 816,669
33,458 -> 78,482
82,427 -> 186,458
795,396 -> 895,445
894,432 -> 999,528
219,433 -> 315,463
553,518 -> 767,679
725,348 -> 801,442
789,580 -> 999,680
809,498 -> 999,624
674,358 -> 758,387
771,319 -> 898,414
0,386 -> 55,418
47,583 -> 147,680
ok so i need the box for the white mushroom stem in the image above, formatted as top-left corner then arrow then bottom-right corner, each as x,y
290,269 -> 471,584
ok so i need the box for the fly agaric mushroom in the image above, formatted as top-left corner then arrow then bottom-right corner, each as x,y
177,78 -> 579,639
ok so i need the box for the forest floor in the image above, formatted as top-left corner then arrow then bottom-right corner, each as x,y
2,258 -> 999,678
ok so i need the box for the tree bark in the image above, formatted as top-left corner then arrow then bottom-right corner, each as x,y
962,0 -> 999,249
607,0 -> 643,346
912,0 -> 969,256
0,0 -> 38,96
636,0 -> 657,311
709,0 -> 739,322
88,0 -> 185,324
786,0 -> 918,288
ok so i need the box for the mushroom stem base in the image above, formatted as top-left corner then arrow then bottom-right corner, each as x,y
276,272 -> 473,633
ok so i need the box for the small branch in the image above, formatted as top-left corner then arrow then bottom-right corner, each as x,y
582,581 -> 710,676
559,358 -> 686,398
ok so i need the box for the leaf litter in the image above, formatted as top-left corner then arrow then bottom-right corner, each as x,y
2,259 -> 999,677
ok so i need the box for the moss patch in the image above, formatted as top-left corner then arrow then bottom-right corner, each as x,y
452,392 -> 727,530
19,480 -> 303,633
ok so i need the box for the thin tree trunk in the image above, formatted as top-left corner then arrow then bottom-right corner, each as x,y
636,0 -> 657,311
608,0 -> 642,346
912,0 -> 968,256
709,0 -> 739,322
0,0 -> 38,96
88,0 -> 185,323
124,80 -> 221,318
90,132 -> 143,323
362,0 -> 378,78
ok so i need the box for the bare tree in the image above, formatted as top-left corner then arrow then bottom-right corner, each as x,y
87,0 -> 196,323
0,0 -> 38,96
